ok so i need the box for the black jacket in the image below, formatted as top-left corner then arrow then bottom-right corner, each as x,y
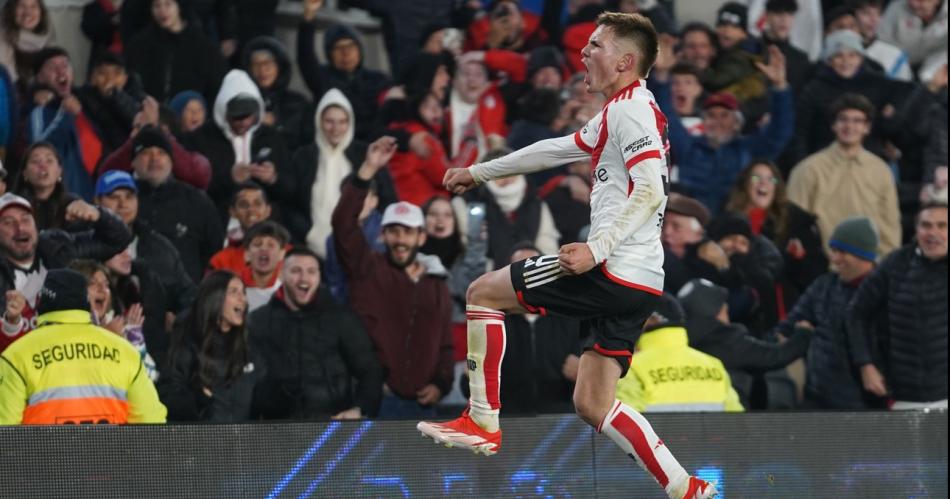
135,178 -> 225,284
242,36 -> 312,151
792,64 -> 900,163
159,326 -> 266,422
688,316 -> 810,409
249,288 -> 384,419
465,185 -> 545,270
758,202 -> 828,300
183,121 -> 292,220
132,219 -> 197,314
849,244 -> 948,402
500,314 -> 581,414
296,21 -> 392,141
124,23 -> 228,103
777,272 -> 876,409
112,258 -> 169,371
75,79 -> 145,152
282,142 -> 397,243
0,207 -> 133,301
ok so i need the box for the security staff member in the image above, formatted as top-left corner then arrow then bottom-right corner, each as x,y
0,269 -> 166,424
617,294 -> 743,413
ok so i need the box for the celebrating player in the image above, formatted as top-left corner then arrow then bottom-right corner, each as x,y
417,12 -> 718,499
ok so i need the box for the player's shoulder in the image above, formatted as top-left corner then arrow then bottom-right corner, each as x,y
605,86 -> 657,120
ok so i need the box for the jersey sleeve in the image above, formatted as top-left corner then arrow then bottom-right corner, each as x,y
612,99 -> 666,173
468,116 -> 596,184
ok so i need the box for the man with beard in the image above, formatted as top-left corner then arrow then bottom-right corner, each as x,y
249,246 -> 383,420
0,193 -> 132,352
331,136 -> 453,418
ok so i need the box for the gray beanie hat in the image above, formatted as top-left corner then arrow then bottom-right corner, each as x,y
822,30 -> 865,61
829,216 -> 879,261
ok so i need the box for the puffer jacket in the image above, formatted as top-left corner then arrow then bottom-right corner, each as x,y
249,287 -> 384,419
777,272 -> 875,409
848,244 -> 948,402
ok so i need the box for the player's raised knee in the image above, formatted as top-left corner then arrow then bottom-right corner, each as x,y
573,390 -> 611,429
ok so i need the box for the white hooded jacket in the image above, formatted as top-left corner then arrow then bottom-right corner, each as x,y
213,69 -> 266,168
306,88 -> 356,259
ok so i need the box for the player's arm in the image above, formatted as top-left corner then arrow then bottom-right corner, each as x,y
586,103 -> 666,265
445,132 -> 592,194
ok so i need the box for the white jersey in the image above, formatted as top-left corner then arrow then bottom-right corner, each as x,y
471,79 -> 669,294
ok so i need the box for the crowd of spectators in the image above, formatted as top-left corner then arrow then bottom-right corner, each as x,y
0,0 -> 946,423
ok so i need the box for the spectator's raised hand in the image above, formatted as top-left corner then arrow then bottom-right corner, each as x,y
125,303 -> 145,328
302,0 -> 324,22
62,95 -> 83,115
358,136 -> 397,179
697,240 -> 730,270
653,34 -> 678,78
4,290 -> 26,324
65,200 -> 101,223
755,45 -> 787,90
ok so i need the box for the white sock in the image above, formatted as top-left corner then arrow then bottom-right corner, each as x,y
465,305 -> 506,433
599,400 -> 690,498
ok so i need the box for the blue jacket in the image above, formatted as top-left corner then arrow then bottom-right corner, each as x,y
654,82 -> 794,211
27,99 -> 97,201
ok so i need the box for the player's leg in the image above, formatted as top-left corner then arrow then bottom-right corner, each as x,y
575,351 -> 718,498
464,266 -> 525,433
416,266 -> 524,455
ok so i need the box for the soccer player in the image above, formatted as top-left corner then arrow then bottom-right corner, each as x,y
417,12 -> 719,499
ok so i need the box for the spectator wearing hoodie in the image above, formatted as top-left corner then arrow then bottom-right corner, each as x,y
678,278 -> 810,410
26,47 -> 103,201
297,6 -> 391,142
250,246 -> 384,420
242,36 -> 311,152
283,88 -> 395,256
123,0 -> 227,103
183,69 -> 292,221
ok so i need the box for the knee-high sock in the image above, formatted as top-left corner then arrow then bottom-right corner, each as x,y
466,305 -> 506,433
599,400 -> 690,498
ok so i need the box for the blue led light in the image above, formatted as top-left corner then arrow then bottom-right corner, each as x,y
360,476 -> 410,498
266,421 -> 341,499
442,473 -> 469,495
695,466 -> 724,498
297,421 -> 374,498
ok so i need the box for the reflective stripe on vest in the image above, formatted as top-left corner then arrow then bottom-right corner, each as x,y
23,385 -> 130,425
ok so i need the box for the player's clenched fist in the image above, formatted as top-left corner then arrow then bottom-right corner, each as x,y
558,242 -> 596,275
443,168 -> 476,195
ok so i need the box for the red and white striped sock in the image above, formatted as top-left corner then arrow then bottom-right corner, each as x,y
465,305 -> 506,433
598,400 -> 690,498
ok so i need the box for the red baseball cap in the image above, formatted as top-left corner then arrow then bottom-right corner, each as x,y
702,92 -> 740,112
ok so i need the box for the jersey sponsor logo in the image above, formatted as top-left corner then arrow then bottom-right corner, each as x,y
32,342 -> 121,370
648,365 -> 724,384
623,136 -> 653,155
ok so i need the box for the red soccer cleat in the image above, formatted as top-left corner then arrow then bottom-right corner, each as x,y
416,408 -> 502,456
681,476 -> 719,499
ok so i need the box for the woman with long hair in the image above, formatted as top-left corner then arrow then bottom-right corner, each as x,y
159,271 -> 264,422
0,0 -> 55,84
69,259 -> 159,382
724,159 -> 827,311
14,141 -> 79,230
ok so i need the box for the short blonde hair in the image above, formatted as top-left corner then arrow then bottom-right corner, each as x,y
595,12 -> 659,76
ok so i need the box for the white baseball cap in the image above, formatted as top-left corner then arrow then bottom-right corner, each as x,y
381,201 -> 424,229
0,193 -> 32,215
